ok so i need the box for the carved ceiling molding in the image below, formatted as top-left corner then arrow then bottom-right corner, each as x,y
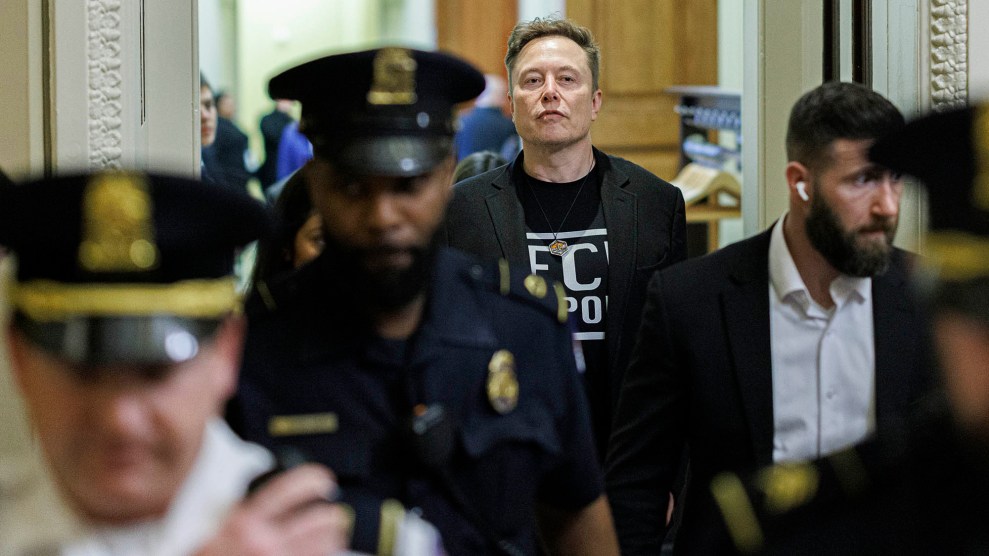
86,0 -> 124,169
929,0 -> 968,110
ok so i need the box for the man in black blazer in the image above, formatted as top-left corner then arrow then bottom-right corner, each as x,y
606,81 -> 932,554
445,17 -> 687,459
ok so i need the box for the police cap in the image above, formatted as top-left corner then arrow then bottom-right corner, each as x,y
870,104 -> 989,281
268,47 -> 485,177
0,171 -> 269,367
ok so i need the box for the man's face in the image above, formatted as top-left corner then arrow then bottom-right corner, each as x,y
509,35 -> 602,150
305,155 -> 454,310
217,95 -> 236,120
804,138 -> 902,277
8,318 -> 242,524
933,311 -> 989,442
200,86 -> 217,147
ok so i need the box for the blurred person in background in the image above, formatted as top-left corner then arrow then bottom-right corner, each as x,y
213,91 -> 253,192
452,150 -> 508,184
258,99 -> 296,191
249,169 -> 325,308
454,74 -> 517,162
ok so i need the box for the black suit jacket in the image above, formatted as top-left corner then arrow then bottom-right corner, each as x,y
213,117 -> 251,191
605,225 -> 932,555
444,148 -> 687,420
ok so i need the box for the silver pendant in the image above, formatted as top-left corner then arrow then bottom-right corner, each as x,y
548,239 -> 569,257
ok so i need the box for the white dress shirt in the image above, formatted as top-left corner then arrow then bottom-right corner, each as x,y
768,216 -> 876,463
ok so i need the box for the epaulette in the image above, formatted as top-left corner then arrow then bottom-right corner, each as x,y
491,258 -> 568,324
710,446 -> 874,554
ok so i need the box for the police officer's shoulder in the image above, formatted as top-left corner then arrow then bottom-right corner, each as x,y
710,441 -> 897,555
453,251 -> 567,324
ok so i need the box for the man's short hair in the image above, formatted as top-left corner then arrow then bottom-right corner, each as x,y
786,81 -> 904,171
505,17 -> 601,93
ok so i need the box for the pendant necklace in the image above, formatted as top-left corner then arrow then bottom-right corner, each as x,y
527,160 -> 595,257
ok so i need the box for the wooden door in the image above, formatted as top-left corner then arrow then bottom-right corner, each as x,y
568,0 -> 718,181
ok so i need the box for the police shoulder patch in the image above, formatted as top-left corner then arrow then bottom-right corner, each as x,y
495,259 -> 568,324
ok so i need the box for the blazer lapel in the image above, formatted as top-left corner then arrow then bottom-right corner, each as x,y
599,152 -> 636,372
871,250 -> 916,435
721,229 -> 775,466
483,166 -> 528,262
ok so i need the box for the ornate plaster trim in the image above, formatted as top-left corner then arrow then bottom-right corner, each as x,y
929,0 -> 968,110
87,0 -> 124,169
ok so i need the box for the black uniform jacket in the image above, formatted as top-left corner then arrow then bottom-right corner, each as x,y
229,248 -> 603,555
605,225 -> 933,555
709,402 -> 989,555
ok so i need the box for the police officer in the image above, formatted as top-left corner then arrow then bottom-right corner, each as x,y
227,47 -> 619,555
708,104 -> 989,555
0,171 -> 351,555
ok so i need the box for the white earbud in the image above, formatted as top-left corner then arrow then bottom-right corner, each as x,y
796,181 -> 809,202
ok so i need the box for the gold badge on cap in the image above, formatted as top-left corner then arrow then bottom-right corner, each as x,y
367,47 -> 418,106
78,172 -> 159,273
487,349 -> 519,414
524,274 -> 547,299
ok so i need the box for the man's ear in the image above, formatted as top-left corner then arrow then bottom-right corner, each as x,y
590,89 -> 603,121
785,161 -> 811,201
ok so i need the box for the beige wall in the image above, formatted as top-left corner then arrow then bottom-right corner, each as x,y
234,0 -> 382,155
0,0 -> 44,178
971,0 -> 989,99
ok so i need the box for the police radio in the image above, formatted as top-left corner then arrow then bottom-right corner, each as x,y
247,447 -> 408,554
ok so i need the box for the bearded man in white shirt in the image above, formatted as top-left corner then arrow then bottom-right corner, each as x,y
606,81 -> 933,555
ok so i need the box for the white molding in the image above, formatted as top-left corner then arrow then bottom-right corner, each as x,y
86,0 -> 126,169
49,0 -> 197,174
929,0 -> 968,109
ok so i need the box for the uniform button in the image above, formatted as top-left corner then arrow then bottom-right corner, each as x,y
469,265 -> 483,280
826,391 -> 835,400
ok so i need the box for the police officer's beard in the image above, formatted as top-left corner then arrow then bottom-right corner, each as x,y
805,190 -> 896,277
323,233 -> 439,314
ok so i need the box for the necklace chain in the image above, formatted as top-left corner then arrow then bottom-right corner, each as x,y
526,160 -> 595,257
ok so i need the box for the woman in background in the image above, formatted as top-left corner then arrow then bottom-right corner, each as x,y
250,169 -> 325,303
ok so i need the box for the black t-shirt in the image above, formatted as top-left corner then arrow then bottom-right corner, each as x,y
515,165 -> 611,458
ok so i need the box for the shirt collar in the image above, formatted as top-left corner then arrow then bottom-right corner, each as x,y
769,213 -> 871,314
